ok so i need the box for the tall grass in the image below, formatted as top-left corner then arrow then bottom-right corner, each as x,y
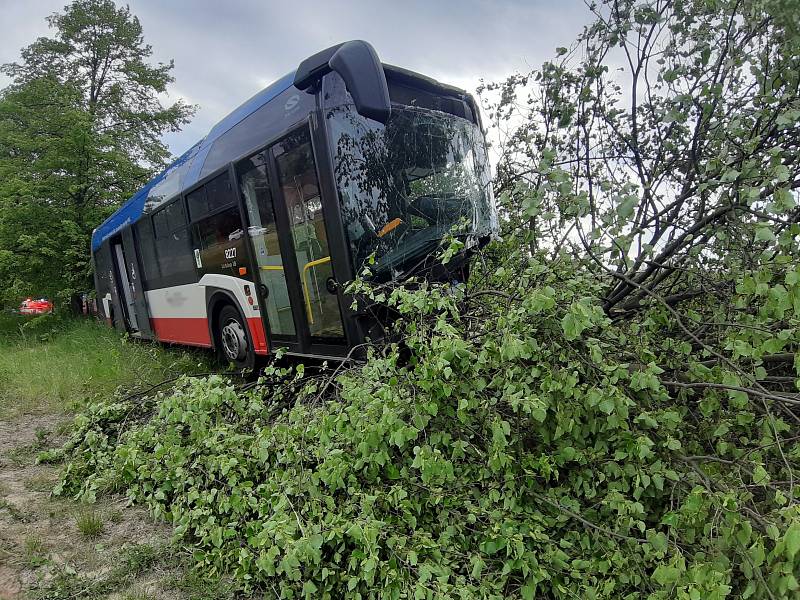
0,314 -> 210,420
0,311 -> 27,337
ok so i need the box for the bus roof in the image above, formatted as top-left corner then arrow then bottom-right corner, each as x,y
91,46 -> 472,254
91,71 -> 296,251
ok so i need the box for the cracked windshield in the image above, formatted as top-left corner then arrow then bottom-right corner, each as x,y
327,105 -> 496,275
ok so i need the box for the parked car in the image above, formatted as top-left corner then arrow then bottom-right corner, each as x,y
19,297 -> 54,315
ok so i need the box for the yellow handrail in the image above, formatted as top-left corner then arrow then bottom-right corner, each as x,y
260,255 -> 331,325
302,256 -> 331,325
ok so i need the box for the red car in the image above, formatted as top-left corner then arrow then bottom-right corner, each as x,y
19,298 -> 54,315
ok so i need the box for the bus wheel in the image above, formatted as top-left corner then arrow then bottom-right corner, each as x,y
217,305 -> 254,369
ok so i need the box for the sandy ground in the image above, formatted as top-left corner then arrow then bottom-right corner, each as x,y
0,414 -> 180,599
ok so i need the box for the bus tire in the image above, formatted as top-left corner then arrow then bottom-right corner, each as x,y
216,304 -> 255,370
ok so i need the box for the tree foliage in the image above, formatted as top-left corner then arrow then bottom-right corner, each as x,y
0,0 -> 193,305
45,0 -> 800,597
486,0 -> 800,314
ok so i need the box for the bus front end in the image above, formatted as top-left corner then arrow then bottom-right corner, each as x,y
312,63 -> 498,347
323,68 -> 498,284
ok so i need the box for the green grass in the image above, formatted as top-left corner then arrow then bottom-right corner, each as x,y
0,310 -> 26,336
29,546 -> 159,599
23,535 -> 49,568
76,510 -> 104,539
0,315 -> 211,419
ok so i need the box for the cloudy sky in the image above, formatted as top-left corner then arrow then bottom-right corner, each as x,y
0,0 -> 591,156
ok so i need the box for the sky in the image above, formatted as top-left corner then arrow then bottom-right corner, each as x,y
0,0 -> 591,157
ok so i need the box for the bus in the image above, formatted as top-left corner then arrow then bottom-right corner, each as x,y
92,40 -> 497,367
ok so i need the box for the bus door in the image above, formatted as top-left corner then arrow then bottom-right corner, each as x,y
237,125 -> 346,356
121,227 -> 153,338
237,149 -> 302,354
111,237 -> 139,332
271,126 -> 347,354
96,239 -> 125,331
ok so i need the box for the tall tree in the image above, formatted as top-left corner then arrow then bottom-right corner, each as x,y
0,0 -> 193,305
485,0 -> 800,313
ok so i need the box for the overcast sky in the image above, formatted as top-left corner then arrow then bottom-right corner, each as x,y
0,0 -> 591,156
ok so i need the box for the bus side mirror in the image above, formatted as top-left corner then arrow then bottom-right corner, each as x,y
294,40 -> 391,124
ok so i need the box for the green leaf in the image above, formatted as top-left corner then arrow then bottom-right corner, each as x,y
210,527 -> 223,548
776,108 -> 800,126
786,522 -> 800,559
647,531 -> 668,553
521,581 -> 537,600
754,225 -> 776,242
774,164 -> 790,182
653,564 -> 681,586
302,580 -> 318,597
720,168 -> 740,183
752,464 -> 770,486
598,397 -> 615,415
617,195 -> 637,219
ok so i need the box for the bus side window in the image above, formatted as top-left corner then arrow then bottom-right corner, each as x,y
193,205 -> 246,276
188,172 -> 246,279
153,199 -> 194,286
186,186 -> 209,221
135,217 -> 160,286
188,172 -> 232,221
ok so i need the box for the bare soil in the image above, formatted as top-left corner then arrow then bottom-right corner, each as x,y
0,414 -> 181,599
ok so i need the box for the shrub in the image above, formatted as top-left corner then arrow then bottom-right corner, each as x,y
53,256 -> 800,598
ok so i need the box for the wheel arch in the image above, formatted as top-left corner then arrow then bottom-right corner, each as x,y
205,288 -> 249,353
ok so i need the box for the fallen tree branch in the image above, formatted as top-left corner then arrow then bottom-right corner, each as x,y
663,380 -> 800,406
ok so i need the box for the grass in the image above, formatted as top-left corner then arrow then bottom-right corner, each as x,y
0,313 -> 211,419
0,313 -> 222,599
28,541 -> 243,600
28,542 -> 196,600
0,310 -> 26,336
76,510 -> 105,539
23,535 -> 49,568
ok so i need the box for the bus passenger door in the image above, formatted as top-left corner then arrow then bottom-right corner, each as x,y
237,150 -> 301,353
270,126 -> 346,354
122,227 -> 153,338
97,239 -> 125,331
111,238 -> 139,332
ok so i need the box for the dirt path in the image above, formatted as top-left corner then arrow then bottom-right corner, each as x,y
0,414 -> 183,600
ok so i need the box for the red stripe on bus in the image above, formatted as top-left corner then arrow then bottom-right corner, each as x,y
247,317 -> 269,355
151,317 -> 212,347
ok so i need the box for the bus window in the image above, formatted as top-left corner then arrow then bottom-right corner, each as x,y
153,200 -> 195,285
188,172 -> 232,221
238,152 -> 296,338
192,205 -> 248,279
135,217 -> 160,287
186,186 -> 209,222
274,129 -> 344,340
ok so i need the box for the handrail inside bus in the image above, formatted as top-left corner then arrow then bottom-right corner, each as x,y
260,255 -> 332,325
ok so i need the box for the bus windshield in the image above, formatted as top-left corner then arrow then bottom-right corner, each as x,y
327,105 -> 496,275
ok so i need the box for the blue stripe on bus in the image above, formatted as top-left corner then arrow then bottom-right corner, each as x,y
92,71 -> 296,251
